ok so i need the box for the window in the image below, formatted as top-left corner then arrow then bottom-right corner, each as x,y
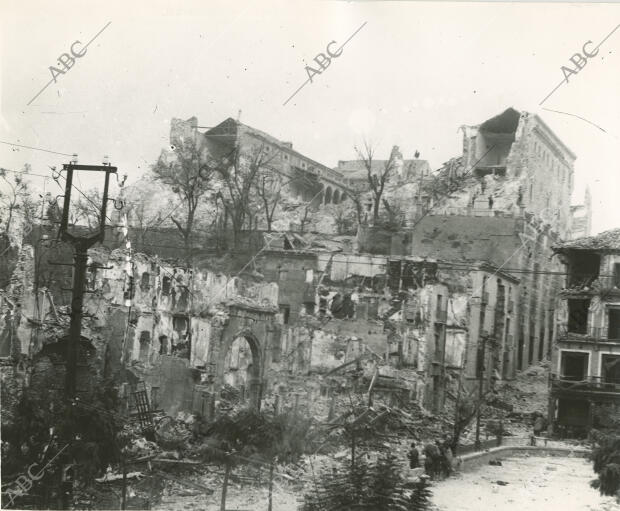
279,304 -> 290,325
173,315 -> 188,333
436,294 -> 443,315
124,276 -> 135,301
608,308 -> 620,340
305,269 -> 314,283
614,263 -> 620,288
162,276 -> 171,296
567,299 -> 590,334
278,268 -> 288,281
139,331 -> 151,363
601,354 -> 620,384
434,325 -> 445,364
159,335 -> 169,355
560,351 -> 589,381
284,154 -> 289,160
140,272 -> 150,292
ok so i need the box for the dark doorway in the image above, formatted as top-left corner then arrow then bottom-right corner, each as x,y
558,398 -> 589,427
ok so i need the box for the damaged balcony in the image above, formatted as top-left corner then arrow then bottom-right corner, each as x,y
551,374 -> 620,394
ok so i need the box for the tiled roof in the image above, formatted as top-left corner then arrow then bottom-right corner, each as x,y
553,228 -> 620,252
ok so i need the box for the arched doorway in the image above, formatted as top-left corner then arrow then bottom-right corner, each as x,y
217,330 -> 262,409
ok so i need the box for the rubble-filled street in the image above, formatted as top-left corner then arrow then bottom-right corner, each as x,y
2,1 -> 620,509
432,455 -> 620,511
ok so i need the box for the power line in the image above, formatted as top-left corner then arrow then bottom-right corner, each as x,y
0,140 -> 73,157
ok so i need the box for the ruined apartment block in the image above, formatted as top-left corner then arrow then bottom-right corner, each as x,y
549,228 -> 620,434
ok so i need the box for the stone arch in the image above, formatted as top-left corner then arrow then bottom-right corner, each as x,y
216,328 -> 262,408
324,186 -> 333,204
333,189 -> 340,204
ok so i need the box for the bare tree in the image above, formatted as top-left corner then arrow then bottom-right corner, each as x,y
0,166 -> 37,241
152,137 -> 215,263
124,184 -> 177,250
354,141 -> 398,223
71,188 -> 104,230
213,143 -> 276,248
255,169 -> 284,232
325,201 -> 357,235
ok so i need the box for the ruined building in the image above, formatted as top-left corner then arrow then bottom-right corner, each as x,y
550,228 -> 620,434
0,108 -> 591,422
172,116 -> 350,207
355,108 -> 582,388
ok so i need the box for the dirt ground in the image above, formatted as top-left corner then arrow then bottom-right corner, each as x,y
431,455 -> 620,511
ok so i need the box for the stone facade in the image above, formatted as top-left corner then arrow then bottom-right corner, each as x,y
549,229 -> 620,433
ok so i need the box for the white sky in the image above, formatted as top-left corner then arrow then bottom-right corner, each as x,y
1,1 -> 619,234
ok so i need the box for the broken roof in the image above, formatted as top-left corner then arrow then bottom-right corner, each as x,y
479,107 -> 521,133
553,228 -> 620,253
205,117 -> 339,176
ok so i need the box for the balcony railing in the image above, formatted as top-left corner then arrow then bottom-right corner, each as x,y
556,324 -> 620,342
562,276 -> 620,296
551,374 -> 620,393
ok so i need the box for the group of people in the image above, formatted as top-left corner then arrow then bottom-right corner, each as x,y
407,436 -> 454,480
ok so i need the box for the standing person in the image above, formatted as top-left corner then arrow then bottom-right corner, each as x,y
441,435 -> 454,476
435,440 -> 448,479
408,442 -> 420,469
533,412 -> 545,437
423,443 -> 440,480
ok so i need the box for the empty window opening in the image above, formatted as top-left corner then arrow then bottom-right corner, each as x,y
177,287 -> 189,309
614,263 -> 620,288
173,315 -> 189,333
159,335 -> 169,355
162,276 -> 171,296
608,308 -> 620,340
140,272 -> 150,292
567,299 -> 590,334
602,354 -> 620,384
279,304 -> 291,325
139,331 -> 151,363
567,251 -> 600,288
538,328 -> 545,361
560,351 -> 589,381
